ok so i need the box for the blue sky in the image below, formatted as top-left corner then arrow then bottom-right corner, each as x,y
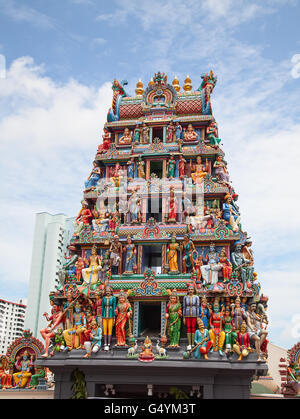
0,0 -> 300,349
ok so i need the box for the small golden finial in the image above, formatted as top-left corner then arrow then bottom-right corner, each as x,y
148,77 -> 154,87
172,76 -> 180,92
135,79 -> 144,96
183,74 -> 192,92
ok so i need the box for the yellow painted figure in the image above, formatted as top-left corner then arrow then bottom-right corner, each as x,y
13,351 -> 32,388
167,235 -> 180,273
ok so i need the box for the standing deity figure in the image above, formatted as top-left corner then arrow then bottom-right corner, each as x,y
166,235 -> 180,274
182,192 -> 195,223
75,257 -> 85,283
181,235 -> 197,273
242,238 -> 255,282
137,156 -> 146,178
183,123 -> 198,142
200,244 -> 223,286
101,286 -> 117,351
41,302 -> 64,358
222,194 -> 241,232
247,301 -> 268,362
115,292 -> 132,347
231,243 -> 250,292
128,189 -> 142,223
123,236 -> 137,274
63,290 -> 75,330
167,155 -> 176,178
183,285 -> 200,350
199,296 -> 211,329
233,321 -> 251,361
213,154 -> 230,186
231,296 -> 247,332
175,121 -> 182,140
81,245 -> 102,294
224,307 -> 237,353
97,128 -> 111,154
57,245 -> 78,288
63,301 -> 87,351
83,318 -> 102,358
166,187 -> 177,222
127,157 -> 135,179
178,154 -> 186,179
92,290 -> 103,327
167,121 -> 175,142
99,251 -> 111,284
194,319 -> 213,360
208,301 -> 225,356
219,247 -> 232,281
119,127 -> 132,145
142,122 -> 150,144
12,351 -> 32,388
191,156 -> 209,185
109,235 -> 122,275
165,290 -> 182,348
206,119 -> 221,148
92,200 -> 109,234
110,162 -> 123,188
73,201 -> 92,237
133,125 -> 141,144
85,160 -> 101,191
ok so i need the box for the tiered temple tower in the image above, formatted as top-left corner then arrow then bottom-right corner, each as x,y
39,71 -> 269,399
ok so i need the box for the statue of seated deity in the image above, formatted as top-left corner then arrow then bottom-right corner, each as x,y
183,123 -> 198,142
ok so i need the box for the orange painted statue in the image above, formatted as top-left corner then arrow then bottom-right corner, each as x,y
0,356 -> 12,389
115,292 -> 132,347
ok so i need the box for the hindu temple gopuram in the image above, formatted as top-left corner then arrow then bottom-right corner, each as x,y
38,71 -> 269,399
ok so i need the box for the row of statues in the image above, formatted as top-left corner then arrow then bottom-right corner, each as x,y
97,121 -> 220,150
40,285 -> 268,363
84,153 -> 230,191
58,238 -> 254,292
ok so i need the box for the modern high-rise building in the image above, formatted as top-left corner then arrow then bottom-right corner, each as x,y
0,298 -> 26,355
24,213 -> 74,338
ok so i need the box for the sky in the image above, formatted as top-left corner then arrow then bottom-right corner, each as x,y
0,0 -> 300,349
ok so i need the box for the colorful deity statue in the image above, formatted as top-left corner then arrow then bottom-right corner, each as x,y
98,128 -> 111,154
222,194 -> 241,232
191,156 -> 209,185
167,121 -> 175,142
81,245 -> 102,294
231,296 -> 247,332
127,157 -> 135,179
41,302 -> 64,358
128,188 -> 142,223
242,238 -> 255,282
178,154 -> 186,179
119,127 -> 132,145
209,301 -> 225,356
52,328 -> 66,354
101,286 -> 117,351
219,247 -> 232,281
74,201 -> 92,237
0,356 -> 12,389
175,121 -> 182,140
133,125 -> 141,144
92,290 -> 103,326
57,245 -> 78,289
109,235 -> 122,275
110,162 -> 123,188
199,296 -> 211,329
181,235 -> 197,274
83,318 -> 102,358
63,301 -> 87,351
12,351 -> 32,388
63,289 -> 75,330
75,256 -> 85,284
231,243 -> 251,292
213,154 -> 230,186
183,285 -> 200,350
200,244 -> 223,286
123,236 -> 137,274
28,365 -> 46,389
166,187 -> 177,222
85,161 -> 101,191
167,155 -> 176,178
138,336 -> 155,363
224,308 -> 237,353
247,301 -> 268,362
137,156 -> 146,178
233,321 -> 251,361
166,234 -> 180,274
99,251 -> 111,284
183,123 -> 198,142
141,122 -> 150,144
165,290 -> 182,348
92,200 -> 110,234
206,119 -> 221,148
115,292 -> 132,347
194,319 -> 213,360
